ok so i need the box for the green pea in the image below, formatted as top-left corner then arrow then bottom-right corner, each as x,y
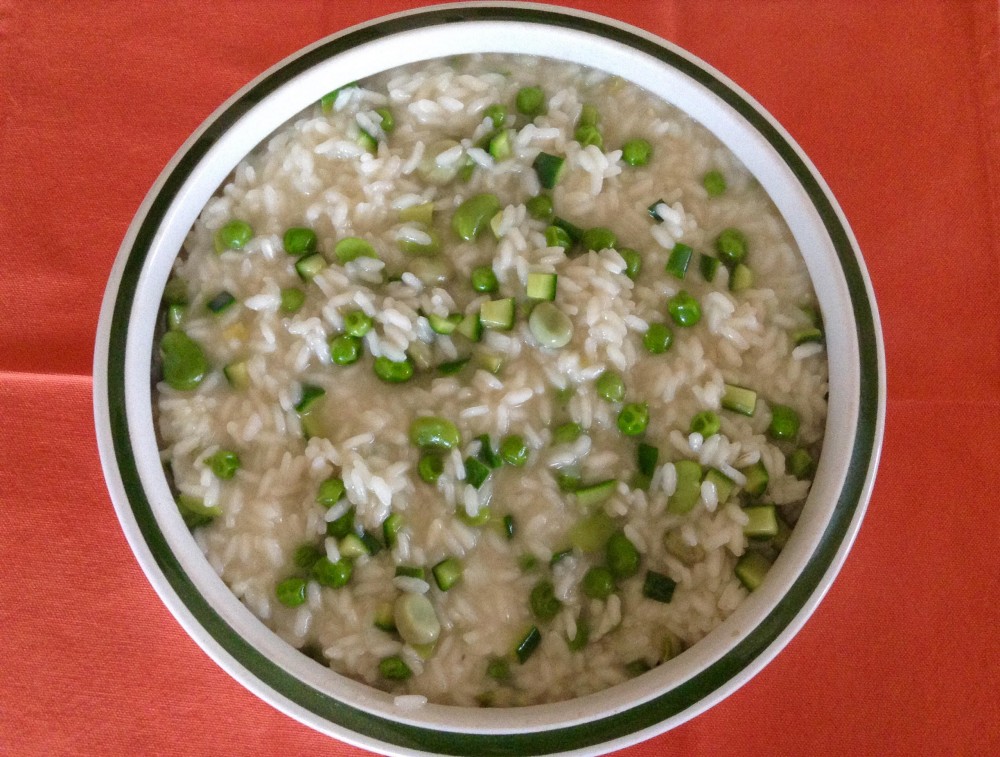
574,124 -> 603,149
282,227 -> 317,256
619,247 -> 642,280
452,193 -> 502,241
607,531 -> 641,579
378,655 -> 412,680
703,170 -> 727,197
690,410 -> 721,437
316,477 -> 346,508
621,138 -> 653,167
280,287 -> 305,314
499,434 -> 529,467
667,291 -> 702,327
643,323 -> 674,354
343,309 -> 372,337
206,449 -> 240,479
484,103 -> 506,128
409,416 -> 462,450
530,580 -> 562,621
373,356 -> 414,383
328,334 -> 362,365
544,225 -> 573,249
715,228 -> 747,266
275,577 -> 308,607
768,404 -> 800,440
471,265 -> 499,293
159,331 -> 208,391
582,566 -> 615,600
486,657 -> 511,681
525,194 -> 554,221
580,227 -> 617,252
214,219 -> 253,252
617,402 -> 649,436
418,453 -> 445,484
334,236 -> 377,263
312,556 -> 352,588
595,370 -> 625,403
515,86 -> 546,118
552,422 -> 582,444
528,302 -> 573,349
325,507 -> 355,538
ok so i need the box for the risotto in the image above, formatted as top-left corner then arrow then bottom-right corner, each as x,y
155,54 -> 828,707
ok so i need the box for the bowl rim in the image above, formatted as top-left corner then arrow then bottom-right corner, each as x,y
94,3 -> 885,755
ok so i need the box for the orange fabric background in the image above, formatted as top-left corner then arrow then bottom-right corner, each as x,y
1,1 -> 998,755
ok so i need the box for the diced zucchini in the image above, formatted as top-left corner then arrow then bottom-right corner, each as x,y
735,551 -> 772,591
574,479 -> 617,510
458,504 -> 491,527
399,202 -> 435,225
515,625 -> 541,663
339,533 -> 369,559
787,448 -> 814,479
476,434 -> 502,469
526,272 -> 558,301
383,513 -> 404,548
373,601 -> 397,632
295,252 -> 327,281
704,468 -> 737,504
489,130 -> 512,160
166,303 -> 185,331
223,361 -> 250,390
729,262 -> 754,292
503,514 -> 516,540
569,509 -> 617,553
642,570 -> 677,603
667,460 -> 702,514
437,357 -> 471,375
432,557 -> 463,591
206,290 -> 236,314
663,529 -> 705,565
455,312 -> 483,342
428,312 -> 462,335
476,351 -> 504,374
743,505 -> 779,539
793,326 -> 824,346
532,152 -> 566,189
480,298 -> 515,330
637,443 -> 659,477
394,565 -> 427,580
721,383 -> 757,416
294,384 -> 326,414
741,460 -> 770,497
464,457 -> 491,488
665,243 -> 693,280
551,216 -> 583,244
647,199 -> 667,221
699,253 -> 720,282
772,512 -> 792,550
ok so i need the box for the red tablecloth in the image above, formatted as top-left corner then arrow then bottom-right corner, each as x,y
2,1 -> 998,754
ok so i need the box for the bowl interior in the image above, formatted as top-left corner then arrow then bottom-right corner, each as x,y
96,6 -> 883,755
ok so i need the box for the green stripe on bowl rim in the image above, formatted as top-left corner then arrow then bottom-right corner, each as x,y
104,4 -> 882,755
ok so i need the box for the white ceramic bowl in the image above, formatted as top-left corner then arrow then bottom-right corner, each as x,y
94,3 -> 885,755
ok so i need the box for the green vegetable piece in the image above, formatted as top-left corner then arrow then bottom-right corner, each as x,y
735,551 -> 772,591
503,514 -> 516,539
743,504 -> 779,538
553,422 -> 582,445
409,416 -> 462,450
160,331 -> 208,391
325,507 -> 355,539
574,123 -> 603,149
526,271 -> 558,301
223,360 -> 250,390
741,460 -> 770,497
617,402 -> 649,436
418,453 -> 445,484
486,657 -> 511,681
637,443 -> 659,477
356,129 -> 377,153
703,170 -> 727,197
343,310 -> 372,337
515,626 -> 542,663
533,152 -> 566,189
699,254 -> 720,282
668,460 -> 703,514
690,410 -> 721,438
176,493 -> 220,529
484,103 -> 506,127
320,82 -> 357,112
382,513 -> 404,548
787,448 -> 814,479
607,531 -> 641,579
166,303 -> 185,331
280,287 -> 306,314
328,333 -> 362,366
471,265 -> 499,293
376,107 -> 395,133
294,252 -> 326,281
729,262 -> 754,292
515,86 -> 546,117
666,243 -> 694,279
455,311 -> 483,342
488,130 -> 512,161
373,601 -> 397,632
458,504 -> 491,528
582,566 -> 615,600
595,371 -> 625,403
574,479 -> 617,511
551,216 -> 583,243
373,356 -> 414,383
569,509 -> 617,553
395,565 -> 427,580
530,580 -> 562,621
721,383 -> 757,416
793,326 -> 824,346
399,202 -> 435,225
338,533 -> 370,559
476,434 -> 503,469
544,224 -> 573,249
294,384 -> 326,414
275,577 -> 308,608
663,529 -> 706,565
705,467 -> 737,504
206,290 -> 236,314
394,592 -> 441,646
312,557 -> 353,589
528,301 -> 573,349
667,290 -> 702,327
567,617 -> 589,651
437,357 -> 470,375
617,247 -> 642,280
464,457 -> 491,489
214,219 -> 253,252
163,277 -> 188,306
580,227 -> 617,252
499,434 -> 529,467
316,477 -> 345,508
622,138 -> 653,166
768,404 -> 800,440
480,297 -> 515,330
378,655 -> 412,680
452,193 -> 502,241
293,544 -> 323,571
643,323 -> 674,354
283,227 -> 317,256
715,228 -> 748,266
334,236 -> 377,263
206,449 -> 240,480
432,557 -> 463,591
427,312 -> 462,335
525,194 -> 554,221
